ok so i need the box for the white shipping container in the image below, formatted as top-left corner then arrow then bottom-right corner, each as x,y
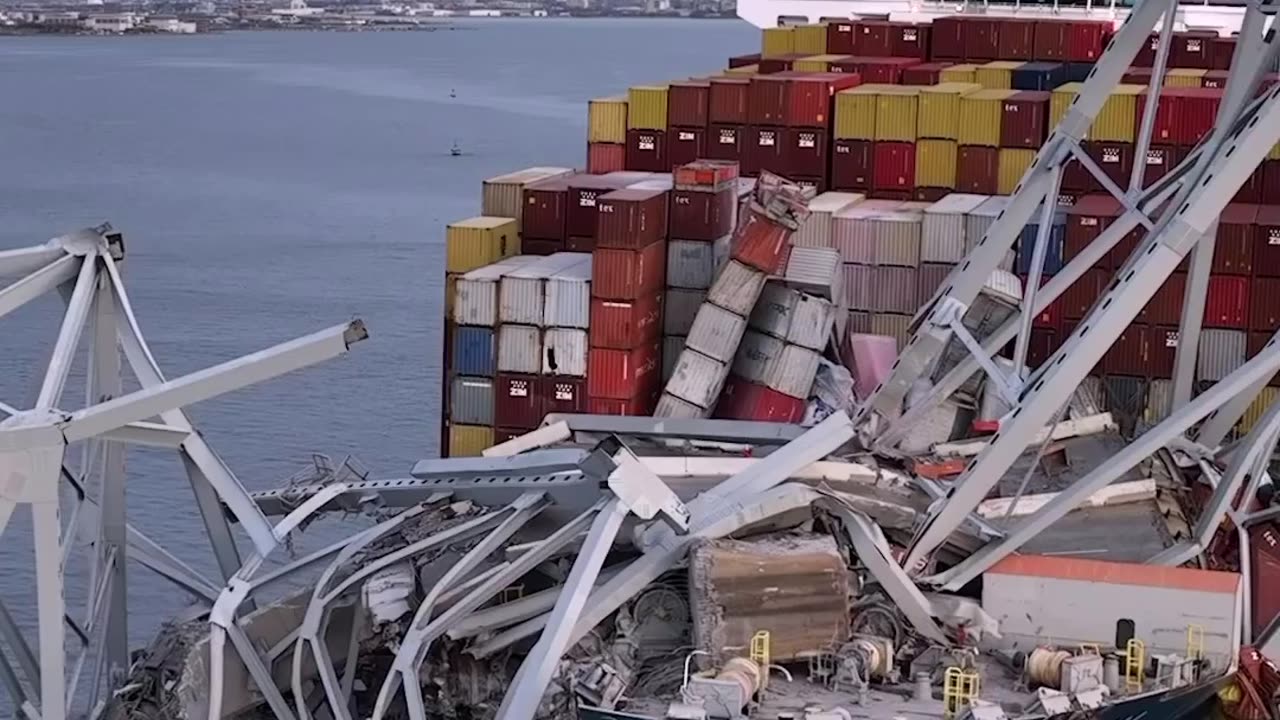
482,167 -> 575,231
454,255 -> 542,327
763,344 -> 822,399
629,174 -> 674,192
870,313 -> 912,349
966,197 -> 1019,270
842,264 -> 876,312
733,331 -> 786,386
497,324 -> 542,374
872,206 -> 926,267
665,349 -> 729,409
787,294 -> 836,351
664,288 -> 706,336
1145,378 -> 1172,426
450,376 -> 495,426
662,335 -> 685,382
831,200 -> 904,265
749,283 -> 798,340
499,252 -> 591,326
654,392 -> 706,419
785,247 -> 843,301
922,193 -> 987,264
542,328 -> 588,377
793,192 -> 864,248
542,256 -> 592,329
713,233 -> 733,273
708,260 -> 768,316
1198,329 -> 1247,382
667,240 -> 717,290
686,304 -> 749,363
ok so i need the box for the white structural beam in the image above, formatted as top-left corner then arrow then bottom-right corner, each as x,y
0,243 -> 68,279
36,255 -> 97,410
0,255 -> 80,322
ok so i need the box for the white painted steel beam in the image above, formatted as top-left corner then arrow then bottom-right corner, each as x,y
0,243 -> 68,279
0,255 -> 80,322
36,255 -> 97,410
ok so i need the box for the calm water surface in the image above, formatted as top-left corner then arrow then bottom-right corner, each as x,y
0,19 -> 754,711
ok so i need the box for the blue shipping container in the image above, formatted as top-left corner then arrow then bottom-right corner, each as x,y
1011,62 -> 1068,91
1064,62 -> 1094,84
453,326 -> 496,377
1016,211 -> 1067,275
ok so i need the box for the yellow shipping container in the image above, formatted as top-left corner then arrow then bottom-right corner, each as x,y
724,64 -> 758,76
1239,387 -> 1280,435
627,85 -> 669,131
1270,142 -> 1280,160
918,82 -> 983,140
1051,83 -> 1144,142
940,64 -> 979,84
916,140 -> 958,189
588,96 -> 628,144
793,54 -> 848,72
834,85 -> 889,141
1165,68 -> 1206,87
762,27 -> 796,58
958,89 -> 1016,148
998,148 -> 1036,195
449,424 -> 495,457
975,61 -> 1024,90
793,24 -> 828,55
446,216 -> 519,274
874,86 -> 921,142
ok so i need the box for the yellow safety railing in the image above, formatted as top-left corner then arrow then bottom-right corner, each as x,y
1187,624 -> 1205,661
1125,638 -> 1146,693
751,631 -> 771,690
944,666 -> 981,718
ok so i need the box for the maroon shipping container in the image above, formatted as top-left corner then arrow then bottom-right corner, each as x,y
832,139 -> 874,191
586,342 -> 662,401
1133,33 -> 1162,68
542,376 -> 587,416
1017,274 -> 1061,330
587,143 -> 625,174
747,75 -> 788,125
1102,323 -> 1148,376
709,78 -> 750,125
1147,326 -> 1179,379
522,239 -> 563,256
1066,20 -> 1111,62
667,127 -> 705,169
625,129 -> 668,173
670,187 -> 735,240
706,124 -> 744,163
1144,272 -> 1185,326
1252,277 -> 1280,332
522,176 -> 573,241
727,53 -> 761,69
1000,90 -> 1050,149
1033,20 -> 1070,62
1173,30 -> 1217,69
1064,194 -> 1122,265
1142,145 -> 1184,189
494,427 -> 529,444
872,141 -> 915,192
494,373 -> 541,430
1122,68 -> 1154,85
1211,36 -> 1236,71
1248,332 -> 1280,387
1257,206 -> 1280,277
784,127 -> 829,178
1204,275 -> 1249,329
592,240 -> 666,301
930,16 -> 964,60
758,55 -> 800,74
852,20 -> 892,57
832,57 -> 920,84
827,20 -> 856,54
1061,267 -> 1109,320
566,176 -> 633,238
998,18 -> 1036,60
715,375 -> 806,423
957,145 -> 998,195
1028,327 -> 1060,368
732,205 -> 793,274
964,17 -> 1001,61
596,188 -> 668,250
1202,70 -> 1230,89
1138,87 -> 1221,147
891,22 -> 931,59
1088,141 -> 1133,192
589,293 -> 663,349
566,236 -> 595,252
668,81 -> 710,128
742,126 -> 786,177
1235,166 -> 1264,204
587,389 -> 660,416
1212,204 -> 1258,275
915,187 -> 950,202
786,72 -> 863,128
901,61 -> 953,86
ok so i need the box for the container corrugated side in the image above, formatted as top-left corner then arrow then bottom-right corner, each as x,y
749,282 -> 797,341
998,148 -> 1036,195
762,26 -> 796,57
733,330 -> 786,386
1239,387 -> 1280,434
708,260 -> 768,316
872,266 -> 919,313
483,167 -> 574,232
542,256 -> 592,329
874,86 -> 921,143
687,304 -> 749,363
784,247 -> 843,300
667,240 -> 717,289
975,60 -> 1023,89
1144,378 -> 1172,426
1197,329 -> 1246,381
627,85 -> 669,131
834,85 -> 889,141
842,264 -> 876,311
450,376 -> 494,426
918,83 -> 982,140
872,208 -> 924,267
665,349 -> 729,409
832,200 -> 904,264
654,393 -> 706,419
662,335 -> 684,382
939,64 -> 978,83
454,255 -> 541,327
793,23 -> 828,54
453,326 -> 496,377
449,425 -> 494,457
447,216 -> 520,274
965,196 -> 1009,252
589,96 -> 628,143
497,324 -> 542,375
500,252 -> 591,326
922,193 -> 987,263
915,140 -> 957,190
1050,83 -> 1144,142
664,288 -> 705,336
788,294 -> 836,350
959,89 -> 1016,147
916,263 -> 952,307
542,328 -> 588,377
870,313 -> 913,347
759,344 -> 821,399
794,192 -> 864,248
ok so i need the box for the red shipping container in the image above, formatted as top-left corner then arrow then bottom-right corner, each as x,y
1173,30 -> 1217,69
1102,322 -> 1148,376
1028,327 -> 1059,368
786,72 -> 862,128
1265,161 -> 1280,204
827,20 -> 856,54
1066,20 -> 1111,62
1211,36 -> 1236,71
852,20 -> 892,56
833,57 -> 919,84
1018,274 -> 1061,330
956,145 -> 998,195
1142,145 -> 1184,189
1061,267 -> 1109,320
522,176 -> 573,241
931,17 -> 965,60
715,375 -> 806,423
1247,332 -> 1280,387
668,81 -> 710,128
706,123 -> 744,163
1256,205 -> 1280,277
1133,33 -> 1161,68
494,427 -> 529,444
727,53 -> 761,68
589,292 -> 663,349
891,22 -> 931,59
625,129 -> 668,173
494,373 -> 542,430
1235,166 -> 1264,204
1251,277 -> 1280,332
783,127 -> 829,178
670,188 -> 735,240
587,342 -> 661,400
1122,68 -> 1154,85
587,389 -> 659,416
667,126 -> 705,169
1137,87 -> 1221,147
964,18 -> 1001,61
757,55 -> 800,74
732,204 -> 792,274
567,176 -> 632,238
587,143 -> 625,174
1202,69 -> 1230,89
872,141 -> 916,192
596,188 -> 668,250
522,238 -> 563,255
1144,272 -> 1186,326
674,159 -> 739,189
901,61 -> 953,86
1088,141 -> 1133,192
1063,194 -> 1122,265
1148,326 -> 1179,378
998,18 -> 1036,60
747,75 -> 789,125
709,78 -> 750,125
1205,275 -> 1249,329
832,139 -> 874,191
542,376 -> 587,417
742,126 -> 786,177
1000,90 -> 1050,149
1212,204 -> 1258,275
566,236 -> 594,252
593,239 -> 666,300
1033,20 -> 1070,62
